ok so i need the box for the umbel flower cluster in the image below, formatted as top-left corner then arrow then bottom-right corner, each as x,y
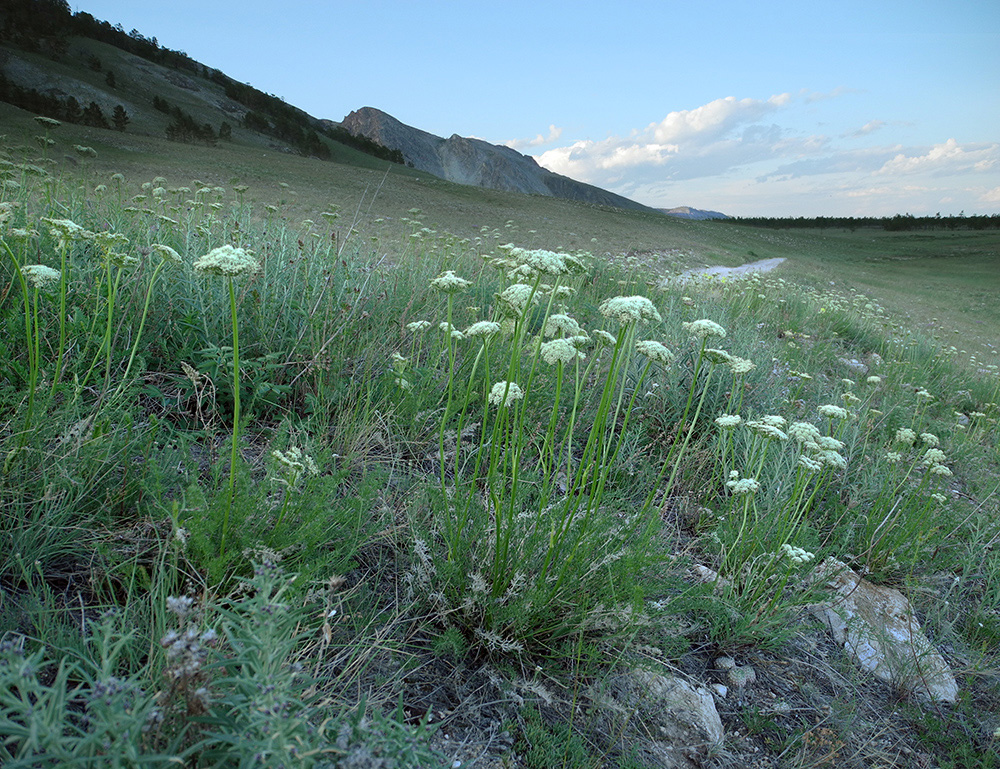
192,244 -> 259,277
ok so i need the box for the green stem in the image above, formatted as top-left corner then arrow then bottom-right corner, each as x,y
219,277 -> 241,558
113,261 -> 167,398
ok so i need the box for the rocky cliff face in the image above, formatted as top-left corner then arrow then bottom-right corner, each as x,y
340,107 -> 652,212
658,206 -> 729,220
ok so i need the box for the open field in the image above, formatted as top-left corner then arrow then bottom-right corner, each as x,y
1,108 -> 1000,768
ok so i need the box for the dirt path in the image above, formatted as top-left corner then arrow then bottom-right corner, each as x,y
672,256 -> 786,282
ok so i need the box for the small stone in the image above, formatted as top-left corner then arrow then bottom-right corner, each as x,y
710,683 -> 728,699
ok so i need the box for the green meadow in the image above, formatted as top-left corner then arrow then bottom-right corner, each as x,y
1,109 -> 999,768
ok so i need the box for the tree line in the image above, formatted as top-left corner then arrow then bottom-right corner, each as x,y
0,70 -> 129,131
719,213 -> 1000,231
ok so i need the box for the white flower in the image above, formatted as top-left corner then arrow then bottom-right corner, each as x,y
151,243 -> 182,264
726,477 -> 760,495
438,322 -> 465,340
192,244 -> 259,277
496,283 -> 537,318
781,544 -> 816,565
788,421 -> 822,445
429,270 -> 470,293
488,381 -> 524,408
516,247 -> 587,276
931,493 -> 947,504
818,404 -> 848,420
728,356 -> 756,375
592,329 -> 618,347
817,436 -> 845,451
819,451 -> 847,470
866,376 -> 882,385
681,319 -> 726,339
746,420 -> 788,441
929,464 -> 953,476
761,415 -> 787,429
798,455 -> 823,473
715,414 -> 743,429
599,295 -> 662,324
885,451 -> 902,462
464,321 -> 501,337
40,217 -> 91,248
540,338 -> 584,365
405,320 -> 432,333
636,340 -> 674,365
895,428 -> 917,445
20,264 -> 61,289
543,314 -> 583,337
920,432 -> 939,447
702,348 -> 733,365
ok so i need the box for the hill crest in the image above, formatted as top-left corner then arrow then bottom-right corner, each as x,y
340,106 -> 655,213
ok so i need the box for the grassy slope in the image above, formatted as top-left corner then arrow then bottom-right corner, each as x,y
2,100 -> 1000,767
7,96 -> 998,351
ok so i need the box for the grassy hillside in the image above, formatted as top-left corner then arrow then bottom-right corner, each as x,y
1,106 -> 999,768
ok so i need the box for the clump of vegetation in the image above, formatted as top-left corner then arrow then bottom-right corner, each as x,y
0,119 -> 998,767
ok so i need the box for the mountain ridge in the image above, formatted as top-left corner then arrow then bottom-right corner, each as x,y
340,106 -> 656,213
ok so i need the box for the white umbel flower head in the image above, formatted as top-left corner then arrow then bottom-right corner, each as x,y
540,338 -> 585,365
405,320 -> 432,333
429,270 -> 470,294
788,421 -> 822,445
517,248 -> 587,276
438,322 -> 465,340
682,319 -> 727,340
21,264 -> 61,289
496,283 -> 538,318
894,427 -> 917,445
798,455 -> 823,473
151,243 -> 182,264
747,420 -> 788,441
193,245 -> 259,277
728,356 -> 756,375
464,321 -> 501,338
636,340 -> 674,365
543,314 -> 583,338
599,295 -> 662,324
488,381 -> 524,408
592,329 -> 618,347
715,414 -> 743,429
703,348 -> 734,365
726,477 -> 760,495
781,544 -> 816,565
818,404 -> 849,420
40,217 -> 91,249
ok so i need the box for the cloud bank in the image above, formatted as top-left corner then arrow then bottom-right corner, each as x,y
527,93 -> 1000,216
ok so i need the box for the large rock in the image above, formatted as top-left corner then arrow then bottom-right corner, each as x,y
810,559 -> 958,702
588,669 -> 723,768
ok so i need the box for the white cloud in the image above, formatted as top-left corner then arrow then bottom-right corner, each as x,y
527,92 -> 1000,216
535,92 -> 805,187
850,120 -> 885,137
649,93 -> 790,144
877,139 -> 1000,176
503,124 -> 563,151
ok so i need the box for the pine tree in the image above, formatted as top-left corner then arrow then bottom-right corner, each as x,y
112,105 -> 129,132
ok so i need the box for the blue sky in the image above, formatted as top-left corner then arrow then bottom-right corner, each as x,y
74,1 -> 999,217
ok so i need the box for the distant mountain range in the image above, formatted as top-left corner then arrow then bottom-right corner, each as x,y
338,107 -> 655,213
657,206 -> 730,220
